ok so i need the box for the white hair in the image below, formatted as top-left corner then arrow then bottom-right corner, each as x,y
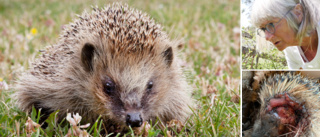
251,0 -> 320,41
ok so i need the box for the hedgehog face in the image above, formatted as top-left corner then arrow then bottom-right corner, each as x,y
251,114 -> 280,137
80,41 -> 177,128
63,3 -> 190,129
99,73 -> 157,128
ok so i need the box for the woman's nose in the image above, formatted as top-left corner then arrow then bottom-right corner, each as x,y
265,31 -> 274,41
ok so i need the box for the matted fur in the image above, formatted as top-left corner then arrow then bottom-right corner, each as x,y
251,72 -> 320,137
14,3 -> 193,132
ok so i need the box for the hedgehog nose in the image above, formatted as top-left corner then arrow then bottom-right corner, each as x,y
126,112 -> 142,127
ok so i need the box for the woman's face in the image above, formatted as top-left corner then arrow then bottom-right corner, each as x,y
260,18 -> 298,51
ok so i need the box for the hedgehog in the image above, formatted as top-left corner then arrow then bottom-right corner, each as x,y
242,71 -> 320,137
14,3 -> 193,133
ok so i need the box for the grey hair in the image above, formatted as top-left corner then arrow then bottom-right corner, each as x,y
251,0 -> 320,42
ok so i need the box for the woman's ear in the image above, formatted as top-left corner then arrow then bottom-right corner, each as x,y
292,3 -> 303,23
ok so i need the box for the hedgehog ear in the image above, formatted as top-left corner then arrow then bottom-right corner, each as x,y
81,43 -> 95,72
177,40 -> 185,50
162,47 -> 173,67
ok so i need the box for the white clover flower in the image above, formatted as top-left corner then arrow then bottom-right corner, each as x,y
65,113 -> 90,137
0,78 -> 9,90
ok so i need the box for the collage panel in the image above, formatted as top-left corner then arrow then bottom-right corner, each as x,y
242,71 -> 320,136
0,0 -> 241,136
241,0 -> 320,70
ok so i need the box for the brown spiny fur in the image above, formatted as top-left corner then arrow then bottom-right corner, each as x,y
14,3 -> 193,133
242,71 -> 320,137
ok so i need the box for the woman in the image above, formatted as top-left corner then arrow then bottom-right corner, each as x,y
251,0 -> 320,69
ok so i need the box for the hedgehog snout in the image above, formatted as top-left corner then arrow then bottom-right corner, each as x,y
126,112 -> 143,127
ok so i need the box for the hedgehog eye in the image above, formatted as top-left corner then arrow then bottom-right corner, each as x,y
104,80 -> 115,95
146,81 -> 153,92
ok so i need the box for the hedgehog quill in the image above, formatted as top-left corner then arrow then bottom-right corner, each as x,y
14,3 -> 193,133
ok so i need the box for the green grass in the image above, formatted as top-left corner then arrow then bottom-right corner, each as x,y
0,0 -> 240,136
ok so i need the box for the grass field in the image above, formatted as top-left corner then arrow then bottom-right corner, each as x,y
0,0 -> 240,136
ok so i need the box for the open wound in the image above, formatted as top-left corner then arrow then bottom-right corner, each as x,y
266,93 -> 309,135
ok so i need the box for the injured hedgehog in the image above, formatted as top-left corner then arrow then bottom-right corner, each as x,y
14,3 -> 193,134
242,71 -> 320,137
